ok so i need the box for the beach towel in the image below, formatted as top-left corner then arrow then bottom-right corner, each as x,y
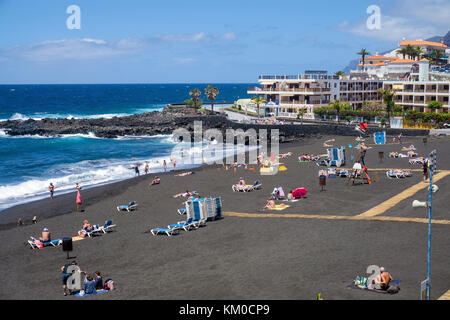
278,165 -> 287,171
74,289 -> 108,297
267,204 -> 290,211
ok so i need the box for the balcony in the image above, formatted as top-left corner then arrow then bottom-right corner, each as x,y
259,75 -> 339,80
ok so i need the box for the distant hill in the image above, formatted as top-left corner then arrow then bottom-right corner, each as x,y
342,31 -> 450,74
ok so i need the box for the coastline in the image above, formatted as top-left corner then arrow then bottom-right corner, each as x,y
2,134 -> 450,300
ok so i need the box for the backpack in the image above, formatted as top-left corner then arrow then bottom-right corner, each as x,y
387,284 -> 400,294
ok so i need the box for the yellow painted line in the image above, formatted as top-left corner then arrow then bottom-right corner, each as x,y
357,171 -> 450,218
224,212 -> 450,225
438,290 -> 450,300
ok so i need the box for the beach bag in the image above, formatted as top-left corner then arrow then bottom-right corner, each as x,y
387,284 -> 400,294
354,276 -> 368,288
33,238 -> 43,250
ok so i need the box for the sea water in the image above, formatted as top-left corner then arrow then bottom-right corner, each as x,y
0,84 -> 254,210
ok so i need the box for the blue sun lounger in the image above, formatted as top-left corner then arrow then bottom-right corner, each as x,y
186,200 -> 207,227
117,201 -> 138,212
28,237 -> 63,249
150,227 -> 179,236
374,131 -> 386,145
90,220 -> 116,236
168,217 -> 197,231
177,208 -> 186,215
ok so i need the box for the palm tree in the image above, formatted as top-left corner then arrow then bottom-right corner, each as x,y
398,47 -> 408,59
414,46 -> 425,61
251,96 -> 266,119
204,85 -> 219,112
334,71 -> 346,78
378,88 -> 397,127
429,50 -> 444,65
405,45 -> 415,59
329,100 -> 342,123
297,109 -> 306,125
357,49 -> 371,70
189,88 -> 201,109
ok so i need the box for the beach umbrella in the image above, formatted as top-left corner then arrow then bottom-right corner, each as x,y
292,188 -> 307,199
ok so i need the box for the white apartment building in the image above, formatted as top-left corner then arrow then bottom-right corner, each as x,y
246,71 -> 449,119
247,72 -> 382,118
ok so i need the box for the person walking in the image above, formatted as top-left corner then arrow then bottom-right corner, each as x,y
49,183 -> 55,199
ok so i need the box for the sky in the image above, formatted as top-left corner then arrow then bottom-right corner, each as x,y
0,0 -> 449,84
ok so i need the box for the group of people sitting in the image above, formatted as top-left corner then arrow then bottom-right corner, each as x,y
61,260 -> 114,296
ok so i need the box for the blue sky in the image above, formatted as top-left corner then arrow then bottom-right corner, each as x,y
0,0 -> 448,84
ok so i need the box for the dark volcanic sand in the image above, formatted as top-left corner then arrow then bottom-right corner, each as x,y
0,134 -> 449,300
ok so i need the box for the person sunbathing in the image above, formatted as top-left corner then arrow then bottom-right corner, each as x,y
150,176 -> 160,185
173,190 -> 194,198
402,144 -> 416,151
176,171 -> 194,177
264,199 -> 275,209
39,228 -> 51,242
287,191 -> 294,200
78,220 -> 93,238
407,150 -> 418,157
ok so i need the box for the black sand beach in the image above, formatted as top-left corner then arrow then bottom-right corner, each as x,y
1,134 -> 449,300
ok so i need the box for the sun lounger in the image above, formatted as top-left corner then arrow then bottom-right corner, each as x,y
373,131 -> 386,145
116,201 -> 138,212
28,237 -> 63,249
186,200 -> 207,227
150,227 -> 179,236
168,217 -> 197,231
177,208 -> 186,215
91,220 -> 116,235
232,180 -> 261,192
339,169 -> 349,177
409,157 -> 426,165
386,170 -> 411,179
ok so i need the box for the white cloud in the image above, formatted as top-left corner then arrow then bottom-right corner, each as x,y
338,15 -> 439,42
0,38 -> 146,62
336,0 -> 449,42
0,32 -> 238,62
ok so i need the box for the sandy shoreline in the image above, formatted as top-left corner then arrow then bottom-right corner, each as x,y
1,133 -> 450,300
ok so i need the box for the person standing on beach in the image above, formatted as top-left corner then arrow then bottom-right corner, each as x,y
423,160 -> 429,183
163,160 -> 167,172
76,183 -> 82,212
49,183 -> 54,199
135,164 -> 140,176
144,162 -> 149,175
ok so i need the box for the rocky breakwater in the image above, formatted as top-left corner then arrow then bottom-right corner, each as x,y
0,107 -> 229,139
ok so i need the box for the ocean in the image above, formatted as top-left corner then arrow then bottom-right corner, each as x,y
0,83 -> 254,211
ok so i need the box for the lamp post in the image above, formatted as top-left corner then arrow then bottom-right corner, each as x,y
426,150 -> 437,300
